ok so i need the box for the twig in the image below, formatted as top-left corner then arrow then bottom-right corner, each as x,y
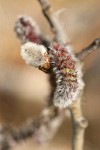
37,0 -> 67,43
70,40 -> 100,149
11,106 -> 64,143
38,0 -> 56,34
76,38 -> 100,61
69,91 -> 88,150
1,1 -> 99,150
0,105 -> 64,150
0,125 -> 15,150
38,0 -> 53,28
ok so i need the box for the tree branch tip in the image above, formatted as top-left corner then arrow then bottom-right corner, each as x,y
94,38 -> 100,46
76,37 -> 100,61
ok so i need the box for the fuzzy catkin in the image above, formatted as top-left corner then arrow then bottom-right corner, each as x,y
21,42 -> 48,67
49,43 -> 84,108
15,15 -> 41,44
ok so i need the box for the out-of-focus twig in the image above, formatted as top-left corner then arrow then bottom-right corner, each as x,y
0,126 -> 11,150
76,38 -> 100,61
0,106 -> 64,150
12,106 -> 64,143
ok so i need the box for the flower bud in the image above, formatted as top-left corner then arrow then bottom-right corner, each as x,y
15,15 -> 42,44
49,43 -> 84,108
21,42 -> 50,70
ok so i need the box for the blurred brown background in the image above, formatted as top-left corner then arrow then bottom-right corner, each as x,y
0,0 -> 100,149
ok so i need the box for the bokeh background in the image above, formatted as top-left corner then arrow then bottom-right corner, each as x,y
0,0 -> 100,149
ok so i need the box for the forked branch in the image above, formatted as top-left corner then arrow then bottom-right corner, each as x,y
0,1 -> 99,150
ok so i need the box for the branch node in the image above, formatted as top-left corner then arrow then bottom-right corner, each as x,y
76,118 -> 88,129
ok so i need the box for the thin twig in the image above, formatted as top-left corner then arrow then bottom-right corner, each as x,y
11,106 -> 64,143
69,91 -> 88,150
76,38 -> 100,61
37,0 -> 67,43
38,0 -> 56,34
38,0 -> 53,27
1,1 -> 99,150
0,105 -> 64,150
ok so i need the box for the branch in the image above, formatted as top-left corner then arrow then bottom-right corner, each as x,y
37,0 -> 67,43
0,72 -> 64,150
38,0 -> 53,28
68,91 -> 88,150
1,0 -> 100,150
0,106 -> 64,150
76,38 -> 100,61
